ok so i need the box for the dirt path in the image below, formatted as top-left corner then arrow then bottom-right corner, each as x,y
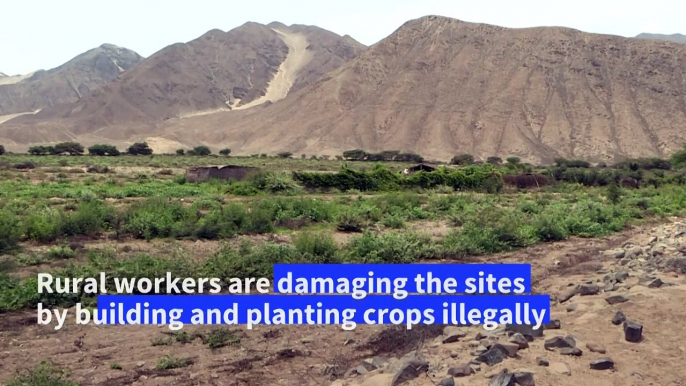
232,29 -> 312,110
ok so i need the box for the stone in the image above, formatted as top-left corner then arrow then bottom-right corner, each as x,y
499,342 -> 521,357
590,357 -> 615,370
438,377 -> 455,386
560,347 -> 583,356
513,369 -> 536,386
615,271 -> 630,282
478,344 -> 510,366
604,249 -> 626,259
448,363 -> 475,377
623,321 -> 643,343
544,336 -> 576,351
558,288 -> 578,303
605,295 -> 630,305
363,356 -> 388,369
612,311 -> 626,325
536,357 -> 549,367
508,333 -> 529,349
489,370 -> 515,386
505,324 -> 544,340
136,361 -> 145,367
646,278 -> 664,288
548,362 -> 571,376
480,338 -> 496,349
442,326 -> 467,343
391,359 -> 428,386
471,346 -> 488,356
578,284 -> 600,296
543,319 -> 561,330
603,282 -> 616,292
450,351 -> 459,358
586,342 -> 606,354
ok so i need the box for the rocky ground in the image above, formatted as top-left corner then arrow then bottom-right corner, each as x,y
2,220 -> 686,385
330,220 -> 686,386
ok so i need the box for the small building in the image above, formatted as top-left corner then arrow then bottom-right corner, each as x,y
402,163 -> 437,175
185,165 -> 259,183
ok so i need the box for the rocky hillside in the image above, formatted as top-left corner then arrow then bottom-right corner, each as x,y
157,16 -> 686,163
0,22 -> 365,148
0,44 -> 142,116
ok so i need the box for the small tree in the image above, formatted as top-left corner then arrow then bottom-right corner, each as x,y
88,144 -> 120,156
219,148 -> 231,156
0,145 -> 5,155
606,183 -> 623,205
277,151 -> 293,159
486,156 -> 502,165
52,142 -> 84,155
29,145 -> 53,155
450,154 -> 474,165
342,149 -> 368,161
127,142 -> 153,155
175,149 -> 185,155
506,156 -> 521,165
671,143 -> 686,169
192,145 -> 211,156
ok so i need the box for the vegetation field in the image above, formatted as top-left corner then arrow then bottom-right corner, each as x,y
2,146 -> 686,384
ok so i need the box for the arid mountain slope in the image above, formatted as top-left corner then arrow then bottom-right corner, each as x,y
156,16 -> 686,162
0,22 -> 365,147
0,44 -> 142,116
636,33 -> 686,44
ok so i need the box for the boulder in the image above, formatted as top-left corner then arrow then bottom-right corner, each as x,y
536,357 -> 549,367
513,369 -> 536,386
611,311 -> 626,325
559,347 -> 583,356
442,326 -> 467,343
478,344 -> 510,366
590,357 -> 615,370
489,370 -> 515,386
448,363 -> 475,377
548,362 -> 571,376
605,295 -> 630,305
438,377 -> 455,386
586,342 -> 607,354
508,333 -> 529,349
391,358 -> 429,386
578,284 -> 600,296
544,336 -> 576,350
623,321 -> 643,343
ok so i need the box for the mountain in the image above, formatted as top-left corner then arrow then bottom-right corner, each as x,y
153,16 -> 686,162
636,33 -> 686,44
0,22 -> 365,149
0,44 -> 142,116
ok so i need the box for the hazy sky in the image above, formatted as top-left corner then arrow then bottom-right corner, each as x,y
1,0 -> 685,75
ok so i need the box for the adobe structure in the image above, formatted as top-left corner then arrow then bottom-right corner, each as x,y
185,165 -> 260,182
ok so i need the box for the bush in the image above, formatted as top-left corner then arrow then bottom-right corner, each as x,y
127,142 -> 153,155
5,361 -> 78,386
176,149 -> 185,155
192,145 -> 211,156
88,144 -> 120,156
0,144 -> 5,155
450,154 -> 474,165
0,211 -> 21,253
345,231 -> 435,263
506,156 -> 521,165
486,156 -> 502,165
219,148 -> 231,156
293,232 -> 340,263
52,142 -> 84,156
28,145 -> 54,155
277,151 -> 293,159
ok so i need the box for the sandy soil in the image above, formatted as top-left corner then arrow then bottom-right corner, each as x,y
232,29 -> 313,110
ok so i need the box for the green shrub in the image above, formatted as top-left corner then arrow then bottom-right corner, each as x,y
293,232 -> 340,263
0,211 -> 21,253
5,361 -> 78,386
